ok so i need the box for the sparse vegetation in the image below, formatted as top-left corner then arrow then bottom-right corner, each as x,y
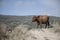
0,23 -> 8,40
0,15 -> 60,40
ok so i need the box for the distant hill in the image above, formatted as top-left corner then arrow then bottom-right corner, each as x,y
0,15 -> 60,28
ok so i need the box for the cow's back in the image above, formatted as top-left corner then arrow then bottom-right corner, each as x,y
37,16 -> 49,23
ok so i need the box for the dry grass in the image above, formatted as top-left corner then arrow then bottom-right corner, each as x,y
8,23 -> 60,40
0,23 -> 8,40
0,21 -> 60,40
52,22 -> 60,34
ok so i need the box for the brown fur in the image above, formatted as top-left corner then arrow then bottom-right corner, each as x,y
32,15 -> 50,28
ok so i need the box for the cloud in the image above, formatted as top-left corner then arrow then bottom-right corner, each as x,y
13,0 -> 37,12
37,0 -> 58,8
24,1 -> 36,7
14,0 -> 37,8
47,8 -> 60,16
42,12 -> 50,15
14,1 -> 23,7
1,0 -> 60,17
13,0 -> 59,9
0,0 -> 9,8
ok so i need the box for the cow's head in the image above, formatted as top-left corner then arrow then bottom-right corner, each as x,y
32,16 -> 37,22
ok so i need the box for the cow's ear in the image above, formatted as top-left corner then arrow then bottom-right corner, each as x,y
37,16 -> 40,17
33,16 -> 36,17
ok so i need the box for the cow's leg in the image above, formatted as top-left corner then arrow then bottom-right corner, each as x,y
45,23 -> 47,28
36,22 -> 39,28
45,21 -> 50,28
47,21 -> 50,28
4,38 -> 5,40
37,24 -> 39,28
40,24 -> 42,28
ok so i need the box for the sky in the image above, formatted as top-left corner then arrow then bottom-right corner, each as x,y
0,0 -> 60,17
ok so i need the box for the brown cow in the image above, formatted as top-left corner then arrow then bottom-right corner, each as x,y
32,15 -> 50,28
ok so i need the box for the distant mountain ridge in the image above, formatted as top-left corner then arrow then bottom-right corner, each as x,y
0,15 -> 60,28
